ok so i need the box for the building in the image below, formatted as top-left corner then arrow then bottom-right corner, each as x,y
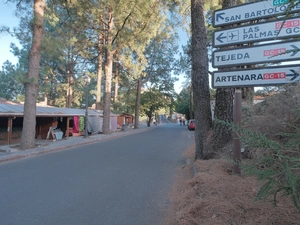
0,102 -> 118,145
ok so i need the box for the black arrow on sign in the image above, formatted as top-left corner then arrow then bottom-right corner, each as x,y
216,33 -> 226,43
216,13 -> 225,22
286,69 -> 300,81
289,45 -> 300,57
268,45 -> 300,59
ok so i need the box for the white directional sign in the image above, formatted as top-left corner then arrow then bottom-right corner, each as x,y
212,65 -> 300,88
213,0 -> 300,27
213,17 -> 300,47
212,41 -> 300,68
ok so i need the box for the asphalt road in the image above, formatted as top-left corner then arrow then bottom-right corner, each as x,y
0,124 -> 194,225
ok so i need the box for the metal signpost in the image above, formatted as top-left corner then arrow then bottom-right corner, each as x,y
212,40 -> 300,68
212,0 -> 298,174
212,65 -> 300,88
213,0 -> 300,27
213,17 -> 300,47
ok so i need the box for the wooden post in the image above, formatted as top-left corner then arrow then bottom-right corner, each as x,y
7,117 -> 13,145
233,88 -> 242,174
66,117 -> 70,137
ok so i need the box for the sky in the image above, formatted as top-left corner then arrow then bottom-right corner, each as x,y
0,1 -> 189,93
0,1 -> 20,66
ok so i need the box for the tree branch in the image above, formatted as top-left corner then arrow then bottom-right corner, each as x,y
112,11 -> 132,45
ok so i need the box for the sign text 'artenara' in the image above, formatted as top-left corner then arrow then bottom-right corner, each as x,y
212,40 -> 300,68
213,17 -> 300,47
213,0 -> 300,27
212,65 -> 300,88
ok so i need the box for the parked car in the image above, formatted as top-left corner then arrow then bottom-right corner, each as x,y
188,119 -> 195,131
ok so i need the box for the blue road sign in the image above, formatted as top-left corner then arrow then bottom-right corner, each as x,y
213,0 -> 300,27
212,40 -> 300,68
212,65 -> 300,88
213,17 -> 300,47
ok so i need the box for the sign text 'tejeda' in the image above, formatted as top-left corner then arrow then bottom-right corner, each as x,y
212,40 -> 300,68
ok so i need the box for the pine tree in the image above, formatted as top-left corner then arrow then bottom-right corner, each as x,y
191,0 -> 213,159
20,0 -> 46,149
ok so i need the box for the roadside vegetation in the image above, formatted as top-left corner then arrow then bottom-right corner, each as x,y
167,85 -> 300,224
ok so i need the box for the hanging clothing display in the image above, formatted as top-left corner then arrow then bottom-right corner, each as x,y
73,116 -> 79,133
79,116 -> 85,132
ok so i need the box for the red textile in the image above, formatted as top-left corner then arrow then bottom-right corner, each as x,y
73,116 -> 79,133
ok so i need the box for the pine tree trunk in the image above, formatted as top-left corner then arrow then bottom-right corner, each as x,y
66,67 -> 73,108
242,85 -> 254,104
96,32 -> 103,110
212,0 -> 237,152
147,115 -> 152,127
242,48 -> 254,104
134,77 -> 142,129
190,84 -> 194,119
113,56 -> 119,108
44,76 -> 49,105
102,9 -> 114,134
103,50 -> 114,134
20,0 -> 45,150
191,0 -> 213,160
212,88 -> 234,151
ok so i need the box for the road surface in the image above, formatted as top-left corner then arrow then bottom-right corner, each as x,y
0,124 -> 194,225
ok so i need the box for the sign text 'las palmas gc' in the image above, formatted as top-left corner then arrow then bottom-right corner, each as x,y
213,17 -> 300,47
212,40 -> 300,68
212,65 -> 300,88
213,0 -> 300,27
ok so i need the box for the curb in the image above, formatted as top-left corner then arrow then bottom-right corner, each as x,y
0,126 -> 155,164
186,158 -> 197,177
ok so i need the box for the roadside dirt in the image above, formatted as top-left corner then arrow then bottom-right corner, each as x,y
165,144 -> 300,225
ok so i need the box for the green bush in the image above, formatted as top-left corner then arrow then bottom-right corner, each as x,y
216,119 -> 300,211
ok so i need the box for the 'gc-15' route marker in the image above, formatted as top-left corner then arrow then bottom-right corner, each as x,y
213,0 -> 300,27
212,40 -> 300,68
212,65 -> 300,88
213,17 -> 300,47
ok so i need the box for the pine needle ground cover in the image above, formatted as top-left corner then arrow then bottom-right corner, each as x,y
166,146 -> 300,225
166,85 -> 300,225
